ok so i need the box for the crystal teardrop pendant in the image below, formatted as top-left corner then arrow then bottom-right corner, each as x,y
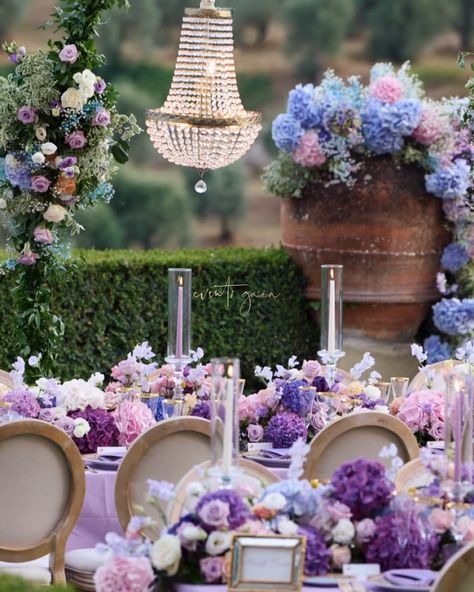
194,179 -> 207,194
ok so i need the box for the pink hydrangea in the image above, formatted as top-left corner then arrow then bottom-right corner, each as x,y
413,103 -> 447,145
292,132 -> 326,167
94,556 -> 154,592
113,399 -> 155,447
396,390 -> 444,438
369,75 -> 404,103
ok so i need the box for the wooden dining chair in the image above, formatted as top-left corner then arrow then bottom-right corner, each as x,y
115,416 -> 214,538
409,359 -> 463,391
303,411 -> 420,481
432,540 -> 474,592
394,458 -> 435,493
168,457 -> 281,524
0,370 -> 13,397
0,419 -> 85,585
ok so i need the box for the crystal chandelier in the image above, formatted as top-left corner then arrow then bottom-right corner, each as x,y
146,0 -> 262,192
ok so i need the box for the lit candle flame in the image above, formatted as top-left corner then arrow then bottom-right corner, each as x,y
330,267 -> 334,280
178,275 -> 183,287
227,364 -> 233,379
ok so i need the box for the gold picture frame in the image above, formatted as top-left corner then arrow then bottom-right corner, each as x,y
229,534 -> 306,592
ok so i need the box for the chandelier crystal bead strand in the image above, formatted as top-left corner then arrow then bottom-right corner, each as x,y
146,0 -> 262,192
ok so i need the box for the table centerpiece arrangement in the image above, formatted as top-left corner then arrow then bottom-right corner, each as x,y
264,62 -> 473,351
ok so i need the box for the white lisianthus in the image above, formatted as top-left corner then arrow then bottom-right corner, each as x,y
151,534 -> 182,576
364,385 -> 382,400
0,198 -> 6,209
181,525 -> 207,543
88,372 -> 105,387
205,531 -> 232,556
61,87 -> 85,111
73,69 -> 97,99
56,379 -> 107,411
32,152 -> 46,165
185,480 -> 206,510
261,492 -> 287,512
277,517 -> 299,536
73,418 -> 91,438
43,204 -> 67,223
35,127 -> 47,141
332,518 -> 355,544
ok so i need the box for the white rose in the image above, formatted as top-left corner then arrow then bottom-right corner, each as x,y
277,517 -> 299,536
332,518 -> 355,544
32,152 -> 46,165
181,525 -> 207,543
151,534 -> 181,576
0,198 -> 6,209
364,385 -> 382,400
73,418 -> 91,438
35,127 -> 47,141
205,531 -> 232,556
43,204 -> 67,223
81,68 -> 97,86
261,492 -> 287,512
41,142 -> 57,156
56,378 -> 107,411
79,82 -> 95,99
61,87 -> 85,111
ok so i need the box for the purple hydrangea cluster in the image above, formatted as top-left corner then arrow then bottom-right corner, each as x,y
441,242 -> 470,273
423,335 -> 452,363
191,400 -> 211,420
68,406 -> 119,453
264,411 -> 308,448
311,375 -> 329,392
331,458 -> 393,520
425,159 -> 471,199
362,98 -> 421,154
4,389 -> 40,418
365,513 -> 438,571
433,298 -> 474,336
195,489 -> 249,530
298,524 -> 331,576
280,379 -> 310,415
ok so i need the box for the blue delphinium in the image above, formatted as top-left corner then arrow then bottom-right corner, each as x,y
433,298 -> 474,336
272,113 -> 303,153
423,335 -> 452,363
441,242 -> 470,273
425,159 -> 471,199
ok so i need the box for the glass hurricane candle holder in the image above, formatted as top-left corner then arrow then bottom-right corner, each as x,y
166,268 -> 192,368
210,358 -> 240,485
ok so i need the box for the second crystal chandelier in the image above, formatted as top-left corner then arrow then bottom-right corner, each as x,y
146,0 -> 262,192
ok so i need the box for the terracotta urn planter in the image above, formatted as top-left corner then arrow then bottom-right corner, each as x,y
281,157 -> 451,342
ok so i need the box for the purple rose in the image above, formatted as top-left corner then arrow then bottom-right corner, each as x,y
31,175 -> 51,193
58,156 -> 77,169
94,79 -> 107,94
197,499 -> 230,529
247,423 -> 264,442
63,167 -> 75,178
56,416 -> 75,437
200,557 -> 225,583
59,44 -> 79,63
196,490 -> 249,530
33,226 -> 53,245
39,408 -> 56,422
93,108 -> 111,127
17,106 -> 38,124
18,251 -> 39,266
65,131 -> 87,149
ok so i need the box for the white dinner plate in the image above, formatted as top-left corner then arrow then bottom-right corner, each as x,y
368,574 -> 431,592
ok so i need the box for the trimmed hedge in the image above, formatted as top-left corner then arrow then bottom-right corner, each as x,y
0,248 -> 318,390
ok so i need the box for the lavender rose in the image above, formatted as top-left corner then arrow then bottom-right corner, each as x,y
39,408 -> 56,422
55,416 -> 75,436
18,251 -> 39,266
33,226 -> 53,245
247,424 -> 264,442
59,44 -> 79,63
31,175 -> 51,193
17,106 -> 38,124
200,556 -> 225,583
94,79 -> 106,94
65,130 -> 87,149
93,108 -> 111,127
197,499 -> 230,529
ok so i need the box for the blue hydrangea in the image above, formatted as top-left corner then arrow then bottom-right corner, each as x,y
433,298 -> 474,336
423,335 -> 452,364
4,153 -> 32,190
389,100 -> 422,135
320,95 -> 356,133
272,113 -> 303,153
441,242 -> 470,273
287,84 -> 314,122
425,159 -> 471,199
88,182 -> 115,204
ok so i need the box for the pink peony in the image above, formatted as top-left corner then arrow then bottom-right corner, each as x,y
65,130 -> 87,149
113,399 -> 155,447
200,556 -> 225,583
33,226 -> 53,245
369,75 -> 404,103
413,103 -> 447,145
292,132 -> 326,167
94,556 -> 154,592
31,175 -> 51,193
429,508 -> 453,533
